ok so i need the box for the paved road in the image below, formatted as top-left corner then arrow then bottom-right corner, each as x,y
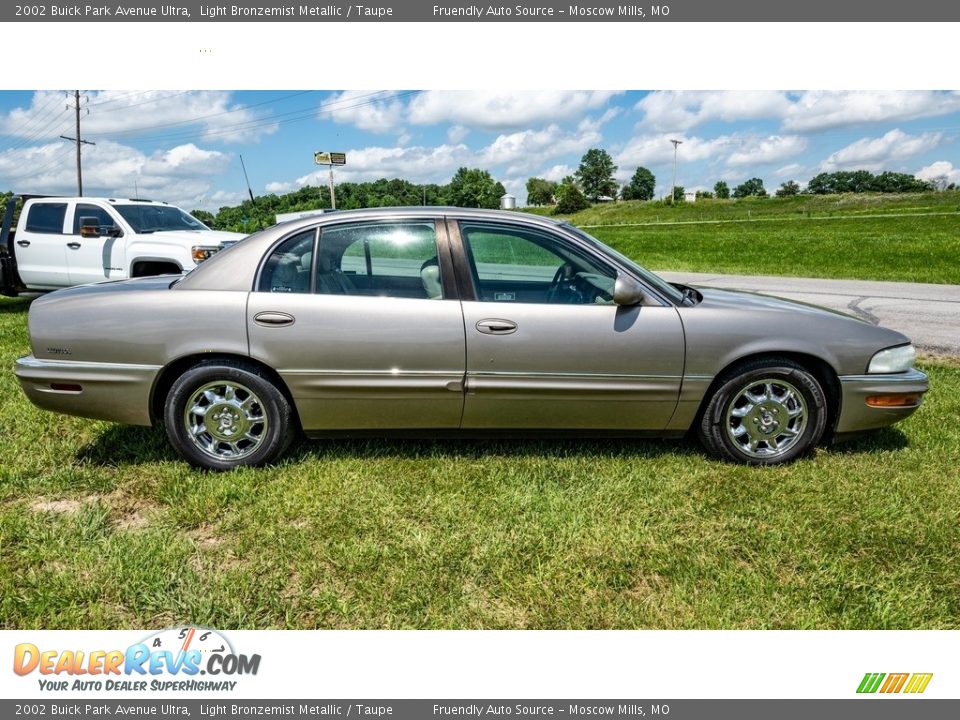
658,271 -> 960,355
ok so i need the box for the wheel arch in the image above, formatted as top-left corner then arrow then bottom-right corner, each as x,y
131,257 -> 183,277
150,352 -> 302,431
693,350 -> 842,436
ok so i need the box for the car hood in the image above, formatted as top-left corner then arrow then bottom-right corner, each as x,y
133,229 -> 245,246
693,286 -> 866,322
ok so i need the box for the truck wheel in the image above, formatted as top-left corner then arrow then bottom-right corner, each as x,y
698,358 -> 827,465
164,361 -> 295,471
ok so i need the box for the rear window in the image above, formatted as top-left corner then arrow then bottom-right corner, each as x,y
25,203 -> 67,234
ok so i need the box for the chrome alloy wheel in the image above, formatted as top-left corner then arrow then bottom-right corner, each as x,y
724,378 -> 807,459
183,381 -> 269,460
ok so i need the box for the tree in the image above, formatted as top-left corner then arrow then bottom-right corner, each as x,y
695,190 -> 714,200
191,209 -> 217,227
575,148 -> 618,201
447,167 -> 506,209
714,180 -> 730,199
621,166 -> 656,201
775,180 -> 800,197
525,177 -> 558,206
553,182 -> 590,214
733,177 -> 767,198
671,185 -> 686,203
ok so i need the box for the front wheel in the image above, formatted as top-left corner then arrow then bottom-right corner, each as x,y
698,358 -> 828,465
164,361 -> 295,470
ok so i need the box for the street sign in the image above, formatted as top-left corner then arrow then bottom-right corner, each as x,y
315,151 -> 347,165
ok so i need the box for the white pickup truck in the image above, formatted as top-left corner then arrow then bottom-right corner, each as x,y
0,195 -> 245,295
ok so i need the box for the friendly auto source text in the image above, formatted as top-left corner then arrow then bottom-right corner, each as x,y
432,5 -> 666,17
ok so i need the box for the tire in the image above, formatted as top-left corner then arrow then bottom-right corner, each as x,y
698,357 -> 828,466
164,360 -> 295,471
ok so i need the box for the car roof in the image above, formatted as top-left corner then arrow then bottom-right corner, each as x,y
273,206 -> 564,228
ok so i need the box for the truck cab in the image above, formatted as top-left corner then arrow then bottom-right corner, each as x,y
1,196 -> 245,293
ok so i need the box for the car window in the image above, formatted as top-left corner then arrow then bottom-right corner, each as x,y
459,222 -> 616,305
317,221 -> 443,300
257,229 -> 316,293
25,203 -> 67,234
72,204 -> 117,235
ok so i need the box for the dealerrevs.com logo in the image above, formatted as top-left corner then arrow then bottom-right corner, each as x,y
13,627 -> 260,692
857,672 -> 933,694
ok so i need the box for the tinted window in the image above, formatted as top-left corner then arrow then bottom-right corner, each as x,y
257,229 -> 316,293
113,204 -> 208,232
317,221 -> 442,300
72,204 -> 118,235
460,222 -> 616,305
25,203 -> 67,234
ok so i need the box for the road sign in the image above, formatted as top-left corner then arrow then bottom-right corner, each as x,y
315,151 -> 347,165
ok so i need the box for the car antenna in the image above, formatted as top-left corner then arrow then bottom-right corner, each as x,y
239,154 -> 263,230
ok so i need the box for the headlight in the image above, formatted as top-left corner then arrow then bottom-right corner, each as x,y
191,246 -> 221,264
868,344 -> 916,374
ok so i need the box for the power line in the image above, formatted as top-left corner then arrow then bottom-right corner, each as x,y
60,91 -> 94,195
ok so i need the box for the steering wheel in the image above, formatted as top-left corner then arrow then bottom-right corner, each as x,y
546,263 -> 576,303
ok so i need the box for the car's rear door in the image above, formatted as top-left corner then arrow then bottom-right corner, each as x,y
14,201 -> 70,289
450,218 -> 685,430
246,218 -> 467,431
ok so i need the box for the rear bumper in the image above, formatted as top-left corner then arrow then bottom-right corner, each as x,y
14,355 -> 159,426
836,368 -> 929,433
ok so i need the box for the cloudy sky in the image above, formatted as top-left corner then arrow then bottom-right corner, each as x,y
0,90 -> 958,210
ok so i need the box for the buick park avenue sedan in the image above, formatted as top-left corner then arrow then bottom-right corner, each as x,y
15,208 -> 927,470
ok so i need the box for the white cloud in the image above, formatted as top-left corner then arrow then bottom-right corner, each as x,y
915,160 -> 960,186
447,125 -> 469,143
0,139 -> 232,210
773,163 -> 804,178
820,129 -> 944,172
479,123 -> 602,175
320,90 -> 406,133
726,135 -> 808,167
635,91 -> 791,132
783,91 -> 960,133
290,143 -> 474,187
0,90 -> 278,144
265,181 -> 294,194
407,90 -> 620,129
615,133 -> 736,172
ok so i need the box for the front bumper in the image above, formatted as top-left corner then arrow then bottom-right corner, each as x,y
836,368 -> 928,433
14,355 -> 159,426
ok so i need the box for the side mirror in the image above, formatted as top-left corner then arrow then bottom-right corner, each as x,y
613,273 -> 645,306
79,217 -> 101,238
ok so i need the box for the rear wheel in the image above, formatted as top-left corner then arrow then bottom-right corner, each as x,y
698,358 -> 827,465
164,361 -> 295,470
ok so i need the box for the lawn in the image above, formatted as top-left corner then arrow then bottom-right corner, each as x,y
527,191 -> 960,285
2,295 -> 959,630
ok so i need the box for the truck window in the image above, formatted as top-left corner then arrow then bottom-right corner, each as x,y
72,204 -> 117,234
25,203 -> 67,234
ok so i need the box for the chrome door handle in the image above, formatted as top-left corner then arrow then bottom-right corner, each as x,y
254,311 -> 295,327
16,240 -> 30,247
66,242 -> 81,249
476,318 -> 517,335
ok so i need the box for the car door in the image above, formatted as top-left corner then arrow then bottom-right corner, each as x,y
14,201 -> 70,289
66,202 -> 127,285
246,219 -> 467,431
451,218 -> 685,430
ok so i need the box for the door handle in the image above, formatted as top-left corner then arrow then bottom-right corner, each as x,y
476,318 -> 518,335
16,240 -> 30,247
66,242 -> 81,250
254,311 -> 295,327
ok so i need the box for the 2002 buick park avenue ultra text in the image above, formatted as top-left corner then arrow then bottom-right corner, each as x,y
15,208 -> 928,470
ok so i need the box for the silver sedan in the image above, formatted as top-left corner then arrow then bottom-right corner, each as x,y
15,207 -> 928,470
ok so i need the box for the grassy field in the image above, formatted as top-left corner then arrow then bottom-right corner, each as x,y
527,191 -> 960,285
2,294 -> 959,629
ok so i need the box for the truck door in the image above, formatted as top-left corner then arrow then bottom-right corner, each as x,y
66,202 -> 127,285
14,201 -> 70,289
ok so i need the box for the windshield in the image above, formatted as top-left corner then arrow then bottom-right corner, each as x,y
562,223 -> 686,305
113,204 -> 210,233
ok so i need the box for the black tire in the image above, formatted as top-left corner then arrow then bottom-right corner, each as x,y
698,357 -> 828,466
164,360 -> 295,471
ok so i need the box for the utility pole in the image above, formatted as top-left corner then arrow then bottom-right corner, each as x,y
328,165 -> 336,210
60,91 -> 94,196
670,139 -> 682,204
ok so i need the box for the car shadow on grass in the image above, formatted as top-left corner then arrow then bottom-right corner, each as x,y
74,424 -> 912,468
0,297 -> 33,315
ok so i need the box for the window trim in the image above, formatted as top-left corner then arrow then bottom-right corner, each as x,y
253,226 -> 319,295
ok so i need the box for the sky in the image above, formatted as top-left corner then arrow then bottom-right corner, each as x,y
0,90 -> 958,210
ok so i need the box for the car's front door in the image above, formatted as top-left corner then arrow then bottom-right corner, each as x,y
452,219 -> 685,430
66,202 -> 127,285
246,219 -> 466,431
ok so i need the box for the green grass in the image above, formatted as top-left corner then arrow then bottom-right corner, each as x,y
525,191 -> 960,284
2,295 -> 960,629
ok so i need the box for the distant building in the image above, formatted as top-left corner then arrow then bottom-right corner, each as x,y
684,191 -> 697,203
500,194 -> 517,210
